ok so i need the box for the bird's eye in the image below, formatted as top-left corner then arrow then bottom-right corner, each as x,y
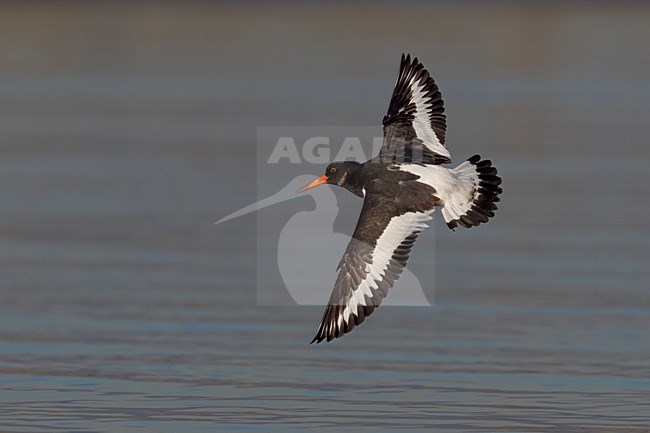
330,167 -> 337,173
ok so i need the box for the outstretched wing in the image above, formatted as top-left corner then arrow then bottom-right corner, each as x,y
311,193 -> 434,343
380,53 -> 451,165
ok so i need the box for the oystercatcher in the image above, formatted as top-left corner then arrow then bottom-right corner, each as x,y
299,54 -> 503,343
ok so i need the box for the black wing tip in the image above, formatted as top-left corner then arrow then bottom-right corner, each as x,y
398,53 -> 424,77
309,330 -> 335,344
400,52 -> 420,66
310,302 -> 381,344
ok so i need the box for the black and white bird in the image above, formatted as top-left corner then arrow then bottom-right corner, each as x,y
299,54 -> 503,343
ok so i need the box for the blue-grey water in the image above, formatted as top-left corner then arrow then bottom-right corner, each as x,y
1,3 -> 649,432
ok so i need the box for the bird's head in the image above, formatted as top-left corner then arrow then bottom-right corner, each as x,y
297,161 -> 363,194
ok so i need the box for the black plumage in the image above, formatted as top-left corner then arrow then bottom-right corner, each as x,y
300,54 -> 503,343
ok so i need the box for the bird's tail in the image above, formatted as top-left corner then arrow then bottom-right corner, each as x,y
441,155 -> 502,230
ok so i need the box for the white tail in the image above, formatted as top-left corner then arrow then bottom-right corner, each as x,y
441,155 -> 502,230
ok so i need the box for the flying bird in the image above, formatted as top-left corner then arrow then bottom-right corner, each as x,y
299,54 -> 503,343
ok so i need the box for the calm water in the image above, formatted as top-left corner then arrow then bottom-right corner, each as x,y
1,3 -> 649,432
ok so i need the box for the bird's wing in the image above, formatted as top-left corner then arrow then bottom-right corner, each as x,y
379,53 -> 451,165
311,193 -> 434,343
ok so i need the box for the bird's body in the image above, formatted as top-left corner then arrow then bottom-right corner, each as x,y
300,54 -> 503,343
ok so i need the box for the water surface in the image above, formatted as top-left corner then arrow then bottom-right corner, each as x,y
0,3 -> 649,432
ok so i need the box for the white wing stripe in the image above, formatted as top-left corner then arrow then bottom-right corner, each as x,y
409,77 -> 451,159
339,211 -> 433,325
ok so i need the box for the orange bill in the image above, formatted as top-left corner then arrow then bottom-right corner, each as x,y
297,175 -> 328,193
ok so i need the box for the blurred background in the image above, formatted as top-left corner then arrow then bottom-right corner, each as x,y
0,2 -> 649,432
